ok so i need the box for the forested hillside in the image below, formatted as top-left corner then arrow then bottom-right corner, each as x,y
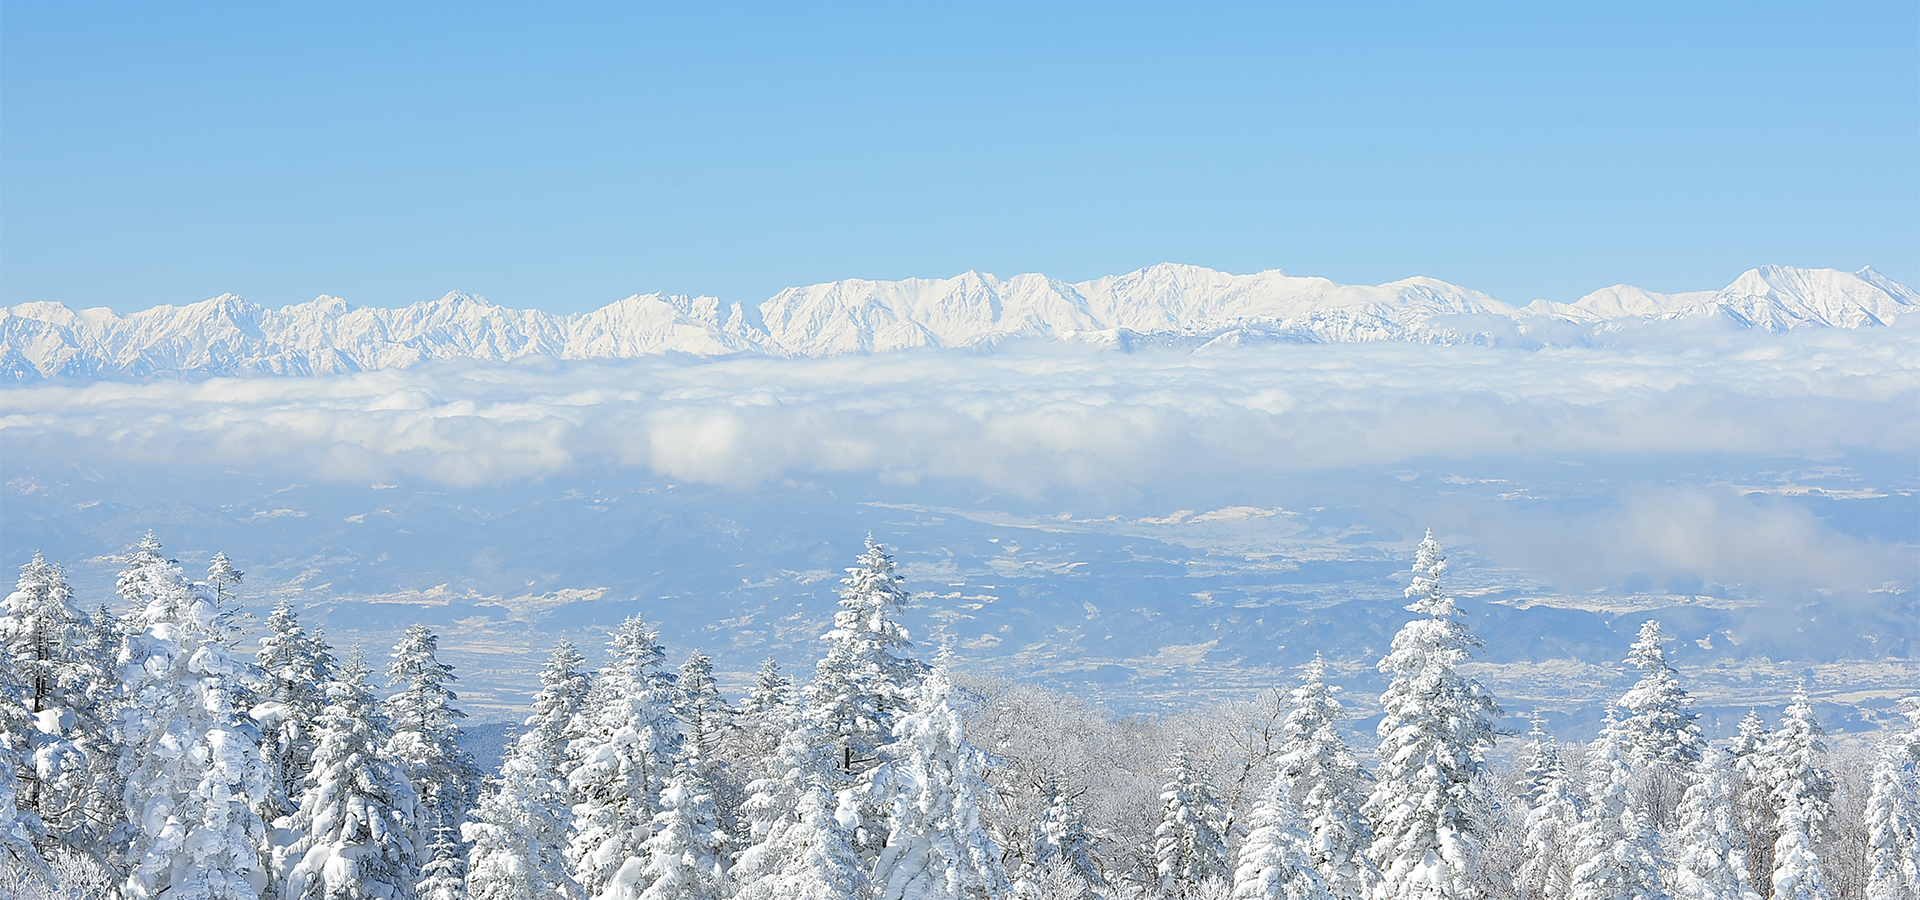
1,531 -> 1915,900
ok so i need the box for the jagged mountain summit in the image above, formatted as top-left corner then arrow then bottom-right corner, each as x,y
2,263 -> 1912,381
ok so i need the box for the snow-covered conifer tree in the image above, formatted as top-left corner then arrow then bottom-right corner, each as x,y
465,733 -> 581,900
1513,719 -> 1582,900
1618,620 -> 1704,769
253,598 -> 336,828
564,614 -> 684,900
1671,749 -> 1760,900
1155,746 -> 1231,898
1770,792 -> 1830,900
743,657 -> 792,719
1271,654 -> 1373,900
1232,774 -> 1331,900
1767,686 -> 1833,839
1728,708 -> 1773,889
870,666 -> 1010,900
804,537 -> 926,781
1,552 -> 98,849
0,647 -> 48,878
528,641 -> 591,771
418,824 -> 469,900
281,652 -> 423,900
1361,530 -> 1501,900
384,625 -> 482,892
676,650 -> 735,765
113,534 -> 271,899
1021,783 -> 1102,895
1568,711 -> 1669,900
1864,698 -> 1919,900
634,761 -> 729,900
736,781 -> 870,900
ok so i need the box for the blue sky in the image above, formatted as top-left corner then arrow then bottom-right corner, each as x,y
3,2 -> 1914,314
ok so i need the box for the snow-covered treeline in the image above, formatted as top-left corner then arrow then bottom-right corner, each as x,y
2,531 -> 1917,900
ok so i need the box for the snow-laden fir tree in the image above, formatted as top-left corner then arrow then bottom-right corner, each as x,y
870,665 -> 1010,900
1513,718 -> 1582,900
1617,620 -> 1703,769
804,537 -> 926,781
1361,530 -> 1501,900
0,645 -> 48,879
731,705 -> 873,900
281,652 -> 423,900
465,732 -> 582,900
1015,782 -> 1102,896
1155,745 -> 1232,898
676,650 -> 735,765
1568,710 -> 1669,900
528,641 -> 592,772
418,823 -> 469,900
253,598 -> 337,829
1767,686 -> 1833,840
1671,749 -> 1759,900
1271,654 -> 1373,900
1727,708 -> 1774,889
1865,697 -> 1920,900
743,657 -> 793,719
384,625 -> 482,893
633,760 -> 729,900
564,613 -> 685,900
1,552 -> 100,851
735,781 -> 871,900
1770,792 -> 1831,900
1232,774 -> 1331,900
113,534 -> 271,899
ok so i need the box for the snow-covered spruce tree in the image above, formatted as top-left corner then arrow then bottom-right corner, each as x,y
529,641 -> 592,772
1728,708 -> 1774,891
281,652 -> 423,900
1671,749 -> 1760,900
1513,719 -> 1582,900
465,732 -> 581,900
0,646 -> 49,879
113,534 -> 271,899
253,598 -> 337,829
564,613 -> 685,900
804,537 -> 927,783
1271,654 -> 1373,900
743,657 -> 793,719
1618,620 -> 1704,769
1017,782 -> 1103,896
1864,697 -> 1919,900
633,760 -> 729,900
1768,686 -> 1834,840
870,665 -> 1011,900
418,823 -> 469,900
1,552 -> 101,851
1771,791 -> 1831,900
1361,530 -> 1501,900
384,625 -> 482,891
676,650 -> 736,765
1156,745 -> 1232,898
1232,774 -> 1331,900
736,781 -> 871,900
1568,710 -> 1669,900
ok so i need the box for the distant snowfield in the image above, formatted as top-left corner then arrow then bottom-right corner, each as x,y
2,269 -> 1915,736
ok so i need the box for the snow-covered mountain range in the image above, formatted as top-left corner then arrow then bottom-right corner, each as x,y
3,263 -> 1913,381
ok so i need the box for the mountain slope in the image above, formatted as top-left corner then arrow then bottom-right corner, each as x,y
2,264 -> 1912,381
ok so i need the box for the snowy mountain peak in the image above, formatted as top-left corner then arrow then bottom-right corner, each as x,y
2,264 -> 1911,381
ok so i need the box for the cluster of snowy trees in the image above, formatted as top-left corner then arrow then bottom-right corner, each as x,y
1,530 -> 1917,900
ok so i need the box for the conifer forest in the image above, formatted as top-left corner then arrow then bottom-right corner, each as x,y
2,531 -> 1916,900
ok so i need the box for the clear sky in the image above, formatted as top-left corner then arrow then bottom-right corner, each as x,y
3,2 -> 1914,314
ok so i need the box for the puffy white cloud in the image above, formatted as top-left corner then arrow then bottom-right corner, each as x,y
1,325 -> 1913,494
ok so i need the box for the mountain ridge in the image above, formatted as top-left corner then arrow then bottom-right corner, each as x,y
3,263 -> 1912,381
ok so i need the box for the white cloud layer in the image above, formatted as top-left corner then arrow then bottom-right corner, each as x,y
2,324 -> 1914,494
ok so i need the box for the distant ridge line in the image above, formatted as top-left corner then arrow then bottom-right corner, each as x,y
2,263 -> 1913,381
